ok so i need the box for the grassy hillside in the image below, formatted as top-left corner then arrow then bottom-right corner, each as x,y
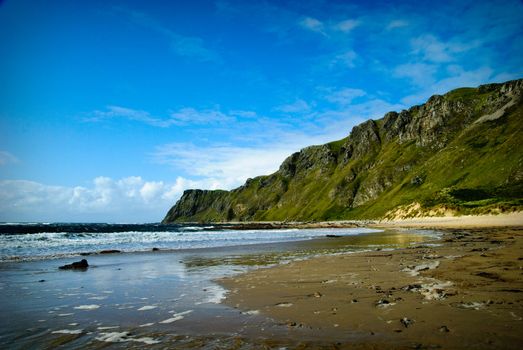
163,79 -> 523,223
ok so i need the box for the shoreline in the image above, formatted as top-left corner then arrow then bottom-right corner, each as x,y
219,221 -> 523,348
2,215 -> 522,348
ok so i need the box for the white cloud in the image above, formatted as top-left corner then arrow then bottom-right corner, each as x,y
335,19 -> 360,33
139,181 -> 165,203
411,35 -> 454,63
229,110 -> 258,118
386,20 -> 408,30
0,151 -> 18,166
168,107 -> 233,125
393,62 -> 438,87
152,143 -> 295,189
410,34 -> 480,64
89,106 -> 167,126
299,17 -> 327,36
275,99 -> 312,114
86,106 -> 235,127
0,176 -> 209,222
324,88 -> 366,106
330,50 -> 358,68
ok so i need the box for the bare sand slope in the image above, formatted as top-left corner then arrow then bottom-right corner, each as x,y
220,225 -> 523,349
376,211 -> 523,228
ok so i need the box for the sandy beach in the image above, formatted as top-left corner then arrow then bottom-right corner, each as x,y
220,213 -> 523,349
0,226 -> 434,349
1,215 -> 522,348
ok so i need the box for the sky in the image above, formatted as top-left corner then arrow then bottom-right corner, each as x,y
1,0 -> 522,222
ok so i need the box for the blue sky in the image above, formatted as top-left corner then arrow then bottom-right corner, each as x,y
1,0 -> 522,222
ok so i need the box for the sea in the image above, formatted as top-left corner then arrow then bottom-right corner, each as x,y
0,222 -> 386,262
0,222 -> 439,348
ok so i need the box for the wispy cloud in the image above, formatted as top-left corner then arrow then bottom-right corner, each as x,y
334,19 -> 360,33
299,17 -> 327,36
275,99 -> 312,114
323,88 -> 366,106
86,106 -> 235,127
386,20 -> 408,30
169,108 -> 234,125
330,50 -> 358,68
153,143 -> 295,188
410,34 -> 479,63
116,7 -> 218,62
0,151 -> 18,166
393,63 -> 438,87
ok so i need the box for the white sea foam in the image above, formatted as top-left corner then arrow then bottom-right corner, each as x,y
137,305 -> 157,311
242,310 -> 260,315
97,326 -> 119,330
201,285 -> 226,304
74,304 -> 100,310
159,310 -> 193,324
52,329 -> 82,335
420,280 -> 454,300
402,261 -> 440,276
57,313 -> 74,317
139,323 -> 155,327
95,331 -> 160,344
276,302 -> 293,307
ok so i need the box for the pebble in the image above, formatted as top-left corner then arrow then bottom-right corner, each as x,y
401,317 -> 414,328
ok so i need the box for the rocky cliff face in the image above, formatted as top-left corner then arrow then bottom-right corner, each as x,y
163,79 -> 523,223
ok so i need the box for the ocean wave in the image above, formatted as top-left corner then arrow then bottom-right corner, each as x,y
0,227 -> 384,262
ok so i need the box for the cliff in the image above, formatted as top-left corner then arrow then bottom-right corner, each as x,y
163,79 -> 523,223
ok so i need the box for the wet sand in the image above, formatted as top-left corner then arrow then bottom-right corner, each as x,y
0,228 -> 435,349
2,216 -> 522,349
220,221 -> 523,349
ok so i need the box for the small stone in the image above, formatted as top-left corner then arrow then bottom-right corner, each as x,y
401,317 -> 414,328
376,299 -> 390,306
351,299 -> 358,303
439,325 -> 450,333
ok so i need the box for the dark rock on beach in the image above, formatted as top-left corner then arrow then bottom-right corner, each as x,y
100,249 -> 121,254
59,259 -> 89,270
